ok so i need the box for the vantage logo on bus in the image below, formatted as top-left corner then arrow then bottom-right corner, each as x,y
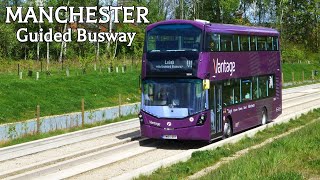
213,58 -> 236,76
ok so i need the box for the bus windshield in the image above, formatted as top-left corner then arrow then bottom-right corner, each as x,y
147,24 -> 202,52
142,79 -> 207,118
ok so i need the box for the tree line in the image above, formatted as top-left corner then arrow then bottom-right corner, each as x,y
0,0 -> 319,64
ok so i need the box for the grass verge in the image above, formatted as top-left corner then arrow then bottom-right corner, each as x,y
282,63 -> 320,83
136,109 -> 320,180
0,114 -> 137,148
0,68 -> 140,124
202,116 -> 320,179
0,62 -> 319,124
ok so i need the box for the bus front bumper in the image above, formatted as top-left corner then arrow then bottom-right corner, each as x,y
140,124 -> 211,141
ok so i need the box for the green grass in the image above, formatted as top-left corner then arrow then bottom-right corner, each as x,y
282,63 -> 320,83
0,113 -> 138,148
136,109 -> 320,180
202,118 -> 320,179
0,67 -> 141,124
0,60 -> 319,124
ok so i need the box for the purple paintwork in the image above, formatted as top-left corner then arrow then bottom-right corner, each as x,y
141,20 -> 282,141
197,51 -> 281,80
225,97 -> 281,134
146,19 -> 279,36
146,19 -> 205,32
205,23 -> 279,36
140,110 -> 211,141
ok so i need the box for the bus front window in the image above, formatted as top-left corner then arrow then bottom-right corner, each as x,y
147,24 -> 202,52
142,79 -> 207,118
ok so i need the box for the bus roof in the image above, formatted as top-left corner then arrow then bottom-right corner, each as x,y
146,19 -> 205,31
146,19 -> 279,36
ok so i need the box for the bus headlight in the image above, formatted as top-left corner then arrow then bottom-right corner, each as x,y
138,114 -> 144,124
196,114 -> 206,126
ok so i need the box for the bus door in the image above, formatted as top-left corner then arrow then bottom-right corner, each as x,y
211,83 -> 223,136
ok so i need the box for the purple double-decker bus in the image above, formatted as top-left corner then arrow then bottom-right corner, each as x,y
139,19 -> 282,142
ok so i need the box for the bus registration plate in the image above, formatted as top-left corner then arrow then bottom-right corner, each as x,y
162,135 -> 177,139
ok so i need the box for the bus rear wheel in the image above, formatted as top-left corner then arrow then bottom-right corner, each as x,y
223,119 -> 233,139
261,108 -> 268,125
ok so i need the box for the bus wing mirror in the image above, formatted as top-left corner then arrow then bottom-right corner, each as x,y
203,79 -> 210,90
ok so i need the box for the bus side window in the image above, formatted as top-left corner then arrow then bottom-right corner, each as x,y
206,33 -> 220,51
253,77 -> 261,99
257,36 -> 267,51
250,36 -> 257,51
266,37 -> 273,51
233,35 -> 240,51
272,37 -> 279,51
241,79 -> 252,101
268,75 -> 275,97
220,35 -> 233,51
234,80 -> 240,104
223,80 -> 234,106
258,76 -> 268,98
240,35 -> 249,51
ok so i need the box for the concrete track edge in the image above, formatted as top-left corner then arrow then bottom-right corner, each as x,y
0,118 -> 138,161
112,104 -> 320,180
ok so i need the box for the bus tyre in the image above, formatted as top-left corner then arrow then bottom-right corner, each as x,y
261,108 -> 268,125
223,119 -> 233,139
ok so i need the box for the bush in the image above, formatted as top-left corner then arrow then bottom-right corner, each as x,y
282,43 -> 319,64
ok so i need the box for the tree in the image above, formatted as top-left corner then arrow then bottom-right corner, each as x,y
281,0 -> 319,51
0,24 -> 18,58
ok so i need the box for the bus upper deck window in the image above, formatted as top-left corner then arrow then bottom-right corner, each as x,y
272,37 -> 279,51
240,36 -> 249,51
266,37 -> 273,51
250,36 -> 257,51
233,35 -> 240,51
206,33 -> 220,51
220,35 -> 233,51
257,36 -> 267,51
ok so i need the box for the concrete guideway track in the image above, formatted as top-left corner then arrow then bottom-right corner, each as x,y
110,85 -> 320,180
5,139 -> 156,180
74,83 -> 320,180
0,118 -> 139,162
0,131 -> 141,179
0,83 -> 320,180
